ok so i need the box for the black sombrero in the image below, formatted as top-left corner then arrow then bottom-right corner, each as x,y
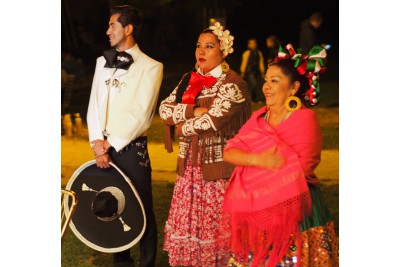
64,160 -> 146,253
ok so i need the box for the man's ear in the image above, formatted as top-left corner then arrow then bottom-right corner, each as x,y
125,24 -> 134,36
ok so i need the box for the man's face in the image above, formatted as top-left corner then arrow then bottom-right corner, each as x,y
106,13 -> 127,48
311,20 -> 322,29
248,40 -> 257,50
266,39 -> 274,48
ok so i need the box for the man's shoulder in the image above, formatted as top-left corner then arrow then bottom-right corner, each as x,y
139,51 -> 163,68
95,55 -> 106,66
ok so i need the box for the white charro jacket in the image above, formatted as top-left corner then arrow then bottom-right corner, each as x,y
87,44 -> 163,152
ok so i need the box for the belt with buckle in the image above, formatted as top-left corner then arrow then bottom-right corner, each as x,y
102,130 -> 147,154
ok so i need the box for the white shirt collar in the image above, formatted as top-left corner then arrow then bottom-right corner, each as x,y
198,64 -> 223,78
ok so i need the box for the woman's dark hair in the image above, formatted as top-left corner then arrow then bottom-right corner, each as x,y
200,29 -> 218,42
268,59 -> 311,106
110,5 -> 142,37
199,29 -> 225,56
202,28 -> 214,34
199,28 -> 219,43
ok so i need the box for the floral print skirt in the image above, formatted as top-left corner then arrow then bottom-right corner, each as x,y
163,152 -> 229,267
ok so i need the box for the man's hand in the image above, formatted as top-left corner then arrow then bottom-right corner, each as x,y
95,153 -> 111,168
90,139 -> 112,168
91,140 -> 105,156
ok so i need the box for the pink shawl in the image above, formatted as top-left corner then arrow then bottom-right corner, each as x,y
219,106 -> 322,266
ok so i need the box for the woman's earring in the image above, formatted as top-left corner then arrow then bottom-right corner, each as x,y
195,62 -> 199,70
221,61 -> 230,72
285,96 -> 302,112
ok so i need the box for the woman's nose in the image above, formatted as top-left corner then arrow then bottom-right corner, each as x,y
262,82 -> 270,92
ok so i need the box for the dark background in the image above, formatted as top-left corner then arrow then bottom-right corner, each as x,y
61,0 -> 338,117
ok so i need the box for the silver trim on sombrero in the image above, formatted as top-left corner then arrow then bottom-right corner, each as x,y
82,183 -> 97,192
64,160 -> 147,253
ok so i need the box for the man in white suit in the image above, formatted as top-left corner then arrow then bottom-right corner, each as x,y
87,5 -> 163,267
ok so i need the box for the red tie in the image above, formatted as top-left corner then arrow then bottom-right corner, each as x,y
182,72 -> 217,104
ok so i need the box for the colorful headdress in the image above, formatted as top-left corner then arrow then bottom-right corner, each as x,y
274,43 -> 327,106
208,22 -> 234,56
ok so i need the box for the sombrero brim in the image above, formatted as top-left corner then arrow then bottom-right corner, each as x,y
64,160 -> 146,253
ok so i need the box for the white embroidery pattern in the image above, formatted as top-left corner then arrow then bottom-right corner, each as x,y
159,88 -> 187,123
182,120 -> 197,136
159,103 -> 186,123
208,83 -> 243,118
203,137 -> 225,163
208,98 -> 231,117
197,74 -> 226,99
159,105 -> 173,120
213,145 -> 223,162
173,104 -> 187,124
182,114 -> 217,136
204,146 -> 214,164
163,89 -> 177,103
204,145 -> 224,164
178,142 -> 189,159
117,56 -> 130,62
218,83 -> 244,102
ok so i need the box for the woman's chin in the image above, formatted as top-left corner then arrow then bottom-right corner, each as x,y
198,65 -> 209,73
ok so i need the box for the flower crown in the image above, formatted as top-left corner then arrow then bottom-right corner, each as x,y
274,43 -> 327,106
208,22 -> 234,56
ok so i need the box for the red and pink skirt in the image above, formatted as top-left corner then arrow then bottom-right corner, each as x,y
163,153 -> 229,267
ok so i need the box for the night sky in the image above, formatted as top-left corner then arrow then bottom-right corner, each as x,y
62,0 -> 338,74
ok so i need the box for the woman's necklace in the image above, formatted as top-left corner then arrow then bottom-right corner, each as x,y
263,110 -> 271,122
264,110 -> 291,124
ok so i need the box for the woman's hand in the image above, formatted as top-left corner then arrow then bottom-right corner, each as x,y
194,107 -> 209,117
223,147 -> 285,170
175,122 -> 184,137
253,147 -> 285,170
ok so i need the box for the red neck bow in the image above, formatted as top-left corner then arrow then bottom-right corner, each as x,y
182,72 -> 217,104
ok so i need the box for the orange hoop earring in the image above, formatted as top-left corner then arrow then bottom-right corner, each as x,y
285,96 -> 302,112
221,61 -> 230,72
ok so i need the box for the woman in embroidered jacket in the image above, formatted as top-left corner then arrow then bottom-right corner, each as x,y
159,22 -> 251,266
220,44 -> 339,267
